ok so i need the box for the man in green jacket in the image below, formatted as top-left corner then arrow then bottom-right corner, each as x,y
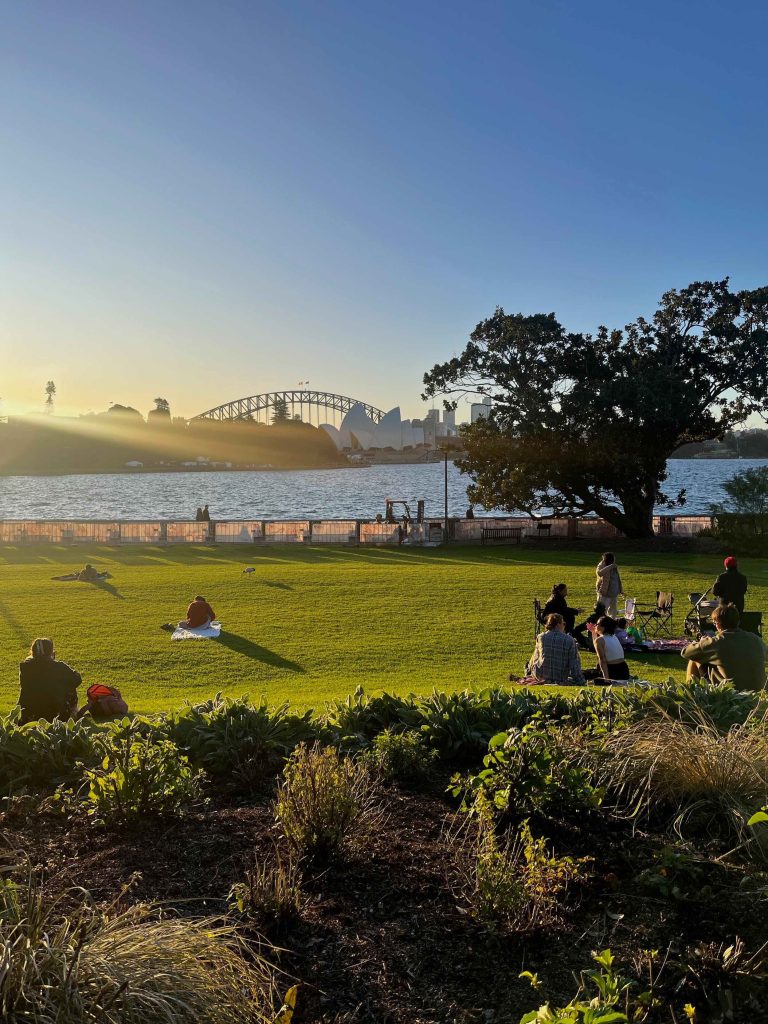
682,603 -> 766,691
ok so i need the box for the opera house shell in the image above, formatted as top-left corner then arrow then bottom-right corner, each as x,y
320,404 -> 424,451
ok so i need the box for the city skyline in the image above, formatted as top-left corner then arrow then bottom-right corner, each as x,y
3,1 -> 768,422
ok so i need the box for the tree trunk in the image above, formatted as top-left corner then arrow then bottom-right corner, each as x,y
593,488 -> 656,539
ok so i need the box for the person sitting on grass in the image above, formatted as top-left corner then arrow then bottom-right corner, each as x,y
180,595 -> 217,629
614,617 -> 632,645
542,582 -> 582,635
681,603 -> 767,692
594,616 -> 631,682
571,601 -> 606,651
18,638 -> 82,725
524,613 -> 585,686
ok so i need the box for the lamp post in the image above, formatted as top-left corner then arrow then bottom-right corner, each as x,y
439,445 -> 449,541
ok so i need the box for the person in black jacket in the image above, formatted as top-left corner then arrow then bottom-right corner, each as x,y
572,601 -> 607,651
541,583 -> 582,635
713,556 -> 748,614
18,638 -> 82,725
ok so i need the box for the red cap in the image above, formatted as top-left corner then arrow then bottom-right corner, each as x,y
724,556 -> 737,569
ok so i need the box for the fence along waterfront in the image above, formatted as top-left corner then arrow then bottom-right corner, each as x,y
0,515 -> 713,545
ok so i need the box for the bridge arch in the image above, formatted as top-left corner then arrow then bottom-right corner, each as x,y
193,390 -> 386,426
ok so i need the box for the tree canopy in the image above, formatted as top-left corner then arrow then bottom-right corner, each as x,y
423,279 -> 768,537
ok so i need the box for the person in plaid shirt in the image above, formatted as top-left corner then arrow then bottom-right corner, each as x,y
526,613 -> 585,685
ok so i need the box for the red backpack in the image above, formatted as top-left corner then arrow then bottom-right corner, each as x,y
84,684 -> 129,720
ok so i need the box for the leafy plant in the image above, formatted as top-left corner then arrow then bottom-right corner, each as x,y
462,819 -> 589,931
362,728 -> 437,787
82,733 -> 203,823
322,687 -> 420,749
275,743 -> 383,864
455,721 -> 603,820
0,864 -> 275,1023
0,713 -> 108,793
170,694 -> 316,790
518,949 -> 666,1023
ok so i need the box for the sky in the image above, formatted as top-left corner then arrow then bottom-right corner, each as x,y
2,0 -> 768,423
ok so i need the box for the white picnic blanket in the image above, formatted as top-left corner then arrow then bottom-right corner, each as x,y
171,621 -> 222,641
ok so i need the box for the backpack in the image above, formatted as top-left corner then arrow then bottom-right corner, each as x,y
84,684 -> 129,720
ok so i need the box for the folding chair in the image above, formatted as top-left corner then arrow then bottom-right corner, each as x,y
741,611 -> 763,637
533,598 -> 544,638
635,592 -> 674,638
620,597 -> 637,625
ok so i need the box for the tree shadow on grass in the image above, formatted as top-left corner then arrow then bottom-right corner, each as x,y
0,598 -> 28,643
216,631 -> 305,672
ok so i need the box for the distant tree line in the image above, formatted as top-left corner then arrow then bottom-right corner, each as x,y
0,398 -> 343,476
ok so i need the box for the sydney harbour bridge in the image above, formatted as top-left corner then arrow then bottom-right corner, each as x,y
194,390 -> 386,427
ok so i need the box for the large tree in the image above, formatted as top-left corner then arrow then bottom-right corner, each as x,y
423,279 -> 768,537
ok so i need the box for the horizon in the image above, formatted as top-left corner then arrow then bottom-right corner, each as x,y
3,1 -> 768,425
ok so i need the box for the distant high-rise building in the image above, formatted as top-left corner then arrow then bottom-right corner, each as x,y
470,397 -> 492,424
442,408 -> 456,436
423,408 -> 440,446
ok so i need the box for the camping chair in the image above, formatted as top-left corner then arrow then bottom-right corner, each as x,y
620,597 -> 637,625
635,592 -> 674,638
533,598 -> 544,638
740,611 -> 763,638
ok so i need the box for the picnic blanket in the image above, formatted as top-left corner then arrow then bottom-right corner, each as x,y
171,621 -> 222,641
642,638 -> 689,653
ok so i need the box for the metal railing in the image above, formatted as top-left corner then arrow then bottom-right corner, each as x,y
0,515 -> 715,546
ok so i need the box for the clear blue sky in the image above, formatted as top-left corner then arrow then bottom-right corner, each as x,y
2,0 -> 767,421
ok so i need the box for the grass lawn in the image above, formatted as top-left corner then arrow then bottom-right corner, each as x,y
0,544 -> 765,715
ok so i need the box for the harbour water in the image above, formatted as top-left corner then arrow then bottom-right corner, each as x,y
0,459 -> 763,521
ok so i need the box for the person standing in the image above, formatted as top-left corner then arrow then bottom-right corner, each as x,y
712,556 -> 748,614
18,638 -> 82,724
201,505 -> 211,522
596,552 -> 622,617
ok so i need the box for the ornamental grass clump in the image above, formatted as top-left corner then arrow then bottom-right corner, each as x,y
275,742 -> 383,864
603,710 -> 768,844
229,851 -> 304,932
0,867 -> 275,1024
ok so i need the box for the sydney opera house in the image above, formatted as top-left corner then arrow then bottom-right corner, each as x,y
320,404 -> 425,451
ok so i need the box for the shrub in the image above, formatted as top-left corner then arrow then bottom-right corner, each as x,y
170,694 -> 317,790
275,743 -> 383,864
82,732 -> 203,823
362,728 -> 437,787
229,852 -> 304,931
603,712 -> 768,844
0,714 -> 108,794
0,867 -> 275,1023
455,722 -> 603,821
322,687 -> 420,749
462,820 -> 588,932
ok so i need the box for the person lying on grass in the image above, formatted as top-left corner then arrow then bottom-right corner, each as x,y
524,612 -> 585,686
18,637 -> 82,724
179,595 -> 217,629
682,602 -> 767,692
